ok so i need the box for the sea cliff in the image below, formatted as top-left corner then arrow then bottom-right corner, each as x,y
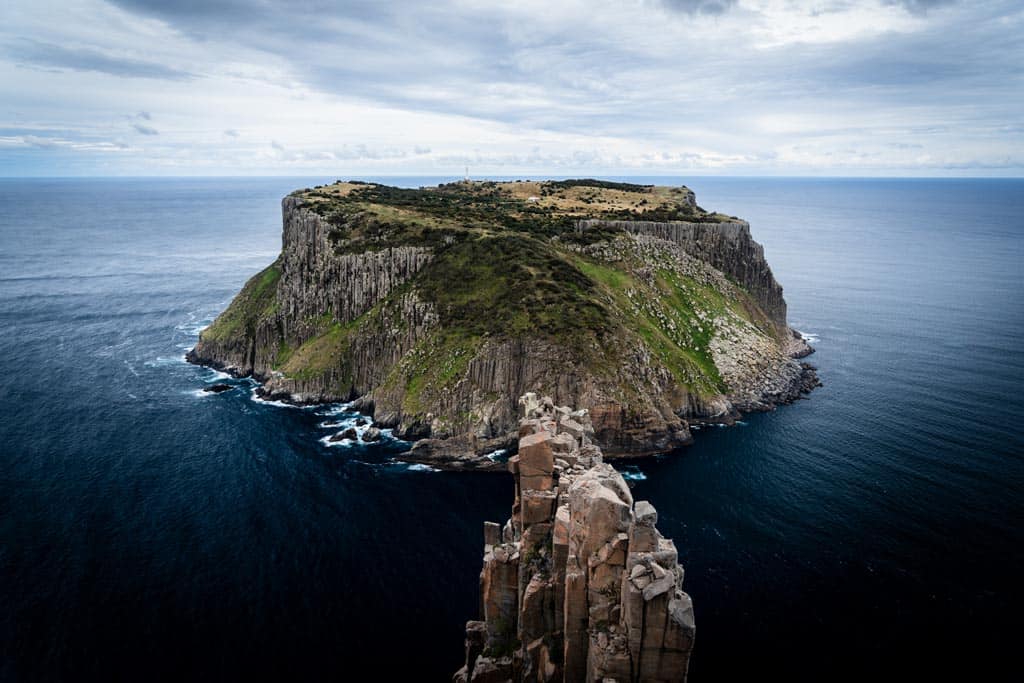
188,179 -> 818,467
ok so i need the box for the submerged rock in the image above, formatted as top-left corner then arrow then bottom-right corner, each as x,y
361,426 -> 381,442
329,427 -> 358,442
202,383 -> 233,394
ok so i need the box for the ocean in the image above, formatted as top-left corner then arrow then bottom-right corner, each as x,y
1,176 -> 1021,681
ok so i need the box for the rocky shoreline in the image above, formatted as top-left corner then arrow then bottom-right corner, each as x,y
186,346 -> 819,471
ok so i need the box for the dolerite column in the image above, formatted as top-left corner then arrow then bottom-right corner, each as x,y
516,431 -> 559,680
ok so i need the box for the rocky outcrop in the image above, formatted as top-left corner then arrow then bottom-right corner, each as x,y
576,219 -> 787,328
454,395 -> 695,682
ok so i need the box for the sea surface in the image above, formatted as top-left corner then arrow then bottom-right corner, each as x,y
1,176 -> 1021,681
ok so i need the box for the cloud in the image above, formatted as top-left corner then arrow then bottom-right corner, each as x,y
659,0 -> 738,15
0,135 -> 132,152
4,38 -> 193,80
883,0 -> 958,15
0,0 -> 1020,175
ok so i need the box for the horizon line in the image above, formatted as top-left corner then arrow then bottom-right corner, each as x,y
1,174 -> 1022,181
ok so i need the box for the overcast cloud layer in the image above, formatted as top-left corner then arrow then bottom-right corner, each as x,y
1,0 -> 1021,176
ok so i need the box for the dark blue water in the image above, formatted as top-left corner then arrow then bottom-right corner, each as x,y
1,177 -> 1021,681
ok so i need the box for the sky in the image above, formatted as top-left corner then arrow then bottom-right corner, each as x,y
1,0 -> 1022,177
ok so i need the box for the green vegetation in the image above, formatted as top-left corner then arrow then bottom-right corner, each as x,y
386,331 -> 483,415
573,256 -> 728,394
276,319 -> 352,382
544,179 -> 654,192
297,179 -> 720,255
200,262 -> 280,342
414,233 -> 608,339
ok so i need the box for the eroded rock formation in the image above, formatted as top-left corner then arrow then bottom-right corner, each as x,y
455,395 -> 695,682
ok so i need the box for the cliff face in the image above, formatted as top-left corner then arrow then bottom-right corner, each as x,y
187,179 -> 818,466
454,395 -> 695,682
277,196 -> 434,334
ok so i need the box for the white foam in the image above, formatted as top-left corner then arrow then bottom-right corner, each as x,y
406,463 -> 440,473
206,368 -> 232,381
620,467 -> 647,482
798,330 -> 820,344
319,434 -> 355,447
485,448 -> 508,461
248,387 -> 299,409
249,388 -> 311,410
318,403 -> 357,416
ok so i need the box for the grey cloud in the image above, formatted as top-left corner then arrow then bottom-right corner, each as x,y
4,39 -> 193,80
136,111 -> 151,120
883,0 -> 958,15
133,124 -> 159,135
659,0 -> 738,15
271,140 -> 285,150
223,129 -> 239,137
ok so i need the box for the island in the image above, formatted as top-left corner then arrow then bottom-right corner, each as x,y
187,179 -> 819,468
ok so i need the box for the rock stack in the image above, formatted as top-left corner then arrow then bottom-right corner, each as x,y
454,394 -> 696,682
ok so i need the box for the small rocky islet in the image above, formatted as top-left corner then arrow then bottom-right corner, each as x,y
187,178 -> 818,468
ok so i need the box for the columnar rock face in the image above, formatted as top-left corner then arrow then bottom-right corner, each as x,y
454,395 -> 696,682
576,219 -> 787,328
279,196 -> 434,335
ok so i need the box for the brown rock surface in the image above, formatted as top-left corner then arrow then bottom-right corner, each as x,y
454,395 -> 696,682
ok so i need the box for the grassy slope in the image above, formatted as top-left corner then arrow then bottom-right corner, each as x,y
200,261 -> 280,343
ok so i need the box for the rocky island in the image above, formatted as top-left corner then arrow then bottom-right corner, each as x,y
187,179 -> 818,468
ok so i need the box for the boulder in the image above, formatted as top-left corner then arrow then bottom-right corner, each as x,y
329,427 -> 358,442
